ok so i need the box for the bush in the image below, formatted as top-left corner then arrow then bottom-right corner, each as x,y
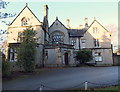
2,61 -> 11,77
76,49 -> 93,65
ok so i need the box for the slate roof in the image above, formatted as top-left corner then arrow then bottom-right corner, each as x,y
68,28 -> 87,37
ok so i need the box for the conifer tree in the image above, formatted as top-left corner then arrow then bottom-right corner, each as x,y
17,27 -> 36,72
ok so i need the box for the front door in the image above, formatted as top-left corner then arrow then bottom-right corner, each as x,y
64,53 -> 69,65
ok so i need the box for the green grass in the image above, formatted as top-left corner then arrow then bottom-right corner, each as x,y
95,85 -> 120,90
69,86 -> 120,92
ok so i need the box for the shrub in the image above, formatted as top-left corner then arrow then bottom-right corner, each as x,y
2,61 -> 11,77
76,49 -> 93,64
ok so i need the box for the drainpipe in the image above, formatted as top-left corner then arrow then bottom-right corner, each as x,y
42,45 -> 45,68
78,37 -> 81,50
111,44 -> 114,65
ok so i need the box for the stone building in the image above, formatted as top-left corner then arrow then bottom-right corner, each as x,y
5,4 -> 113,68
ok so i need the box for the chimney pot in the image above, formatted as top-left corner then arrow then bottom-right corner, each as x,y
66,19 -> 70,29
84,18 -> 88,27
79,25 -> 83,29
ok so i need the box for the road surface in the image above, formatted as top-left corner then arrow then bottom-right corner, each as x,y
2,66 -> 119,91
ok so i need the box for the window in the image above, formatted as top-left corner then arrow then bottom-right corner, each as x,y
9,48 -> 17,62
51,31 -> 64,44
18,32 -> 23,42
71,39 -> 76,45
21,17 -> 30,26
94,39 -> 99,47
94,52 -> 102,62
45,51 -> 48,59
81,39 -> 86,48
71,38 -> 76,48
93,27 -> 98,33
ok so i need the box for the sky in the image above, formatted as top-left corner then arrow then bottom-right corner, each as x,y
0,0 -> 118,49
3,1 -> 118,28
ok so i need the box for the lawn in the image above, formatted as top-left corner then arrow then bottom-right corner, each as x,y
69,85 -> 120,92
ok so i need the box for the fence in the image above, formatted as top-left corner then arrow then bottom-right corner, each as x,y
35,80 -> 120,91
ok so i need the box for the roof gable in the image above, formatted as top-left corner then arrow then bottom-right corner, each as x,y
49,17 -> 68,30
9,5 -> 42,27
85,19 -> 111,39
87,19 -> 110,33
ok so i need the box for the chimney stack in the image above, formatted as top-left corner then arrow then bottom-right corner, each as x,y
43,4 -> 49,42
84,18 -> 88,27
66,19 -> 71,29
43,4 -> 49,30
79,25 -> 83,29
44,5 -> 48,19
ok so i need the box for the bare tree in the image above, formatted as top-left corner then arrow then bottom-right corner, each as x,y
105,24 -> 118,52
0,0 -> 16,52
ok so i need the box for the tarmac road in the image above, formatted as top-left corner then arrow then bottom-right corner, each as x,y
2,66 -> 119,91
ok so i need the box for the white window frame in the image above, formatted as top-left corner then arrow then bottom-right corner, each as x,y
94,52 -> 102,62
81,39 -> 86,48
9,48 -> 17,62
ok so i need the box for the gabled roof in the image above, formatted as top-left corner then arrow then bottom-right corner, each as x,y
49,17 -> 68,30
87,19 -> 110,33
49,17 -> 88,37
9,4 -> 42,26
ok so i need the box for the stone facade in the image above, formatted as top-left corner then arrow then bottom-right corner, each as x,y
81,20 -> 113,65
5,5 -> 46,68
5,4 -> 113,69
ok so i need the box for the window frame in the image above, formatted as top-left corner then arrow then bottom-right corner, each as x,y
93,27 -> 98,33
9,48 -> 17,62
21,17 -> 30,26
81,39 -> 86,48
51,31 -> 65,44
94,39 -> 100,47
94,52 -> 102,62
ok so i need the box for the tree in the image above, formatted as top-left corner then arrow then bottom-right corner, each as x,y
17,27 -> 36,72
0,0 -> 16,53
105,24 -> 118,52
76,49 -> 93,65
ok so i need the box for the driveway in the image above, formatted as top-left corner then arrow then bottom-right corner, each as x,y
2,66 -> 119,91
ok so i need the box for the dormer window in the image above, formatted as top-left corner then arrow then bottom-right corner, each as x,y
21,17 -> 29,26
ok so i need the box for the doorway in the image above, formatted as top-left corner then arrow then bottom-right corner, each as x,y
64,53 -> 69,65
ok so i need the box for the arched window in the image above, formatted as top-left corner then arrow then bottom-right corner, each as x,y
51,31 -> 64,44
21,17 -> 29,26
